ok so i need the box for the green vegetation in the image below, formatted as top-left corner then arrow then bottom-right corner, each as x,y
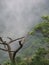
3,48 -> 49,65
30,15 -> 49,43
2,15 -> 49,65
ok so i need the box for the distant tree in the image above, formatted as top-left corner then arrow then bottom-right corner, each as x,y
0,36 -> 25,65
30,15 -> 49,44
31,48 -> 49,65
29,15 -> 49,65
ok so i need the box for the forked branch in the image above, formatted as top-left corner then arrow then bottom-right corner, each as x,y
0,36 -> 25,64
8,36 -> 24,44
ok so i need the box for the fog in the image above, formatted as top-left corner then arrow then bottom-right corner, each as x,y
0,0 -> 49,63
0,0 -> 49,38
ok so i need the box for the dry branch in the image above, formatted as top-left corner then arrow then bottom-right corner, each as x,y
0,37 -> 3,42
8,36 -> 25,44
0,48 -> 15,52
0,36 -> 25,64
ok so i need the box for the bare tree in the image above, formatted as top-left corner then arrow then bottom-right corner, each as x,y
0,36 -> 25,65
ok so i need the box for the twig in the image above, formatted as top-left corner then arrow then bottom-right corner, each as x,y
0,48 -> 15,52
8,36 -> 25,44
7,37 -> 13,40
13,40 -> 23,60
0,37 -> 3,42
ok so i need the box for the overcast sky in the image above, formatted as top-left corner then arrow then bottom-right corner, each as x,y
0,0 -> 49,39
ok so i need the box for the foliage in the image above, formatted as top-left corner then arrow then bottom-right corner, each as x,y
30,48 -> 49,65
2,48 -> 49,65
3,61 -> 11,65
30,15 -> 49,43
16,56 -> 22,63
19,62 -> 27,65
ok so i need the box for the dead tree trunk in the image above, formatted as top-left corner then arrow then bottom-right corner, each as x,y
0,36 -> 25,65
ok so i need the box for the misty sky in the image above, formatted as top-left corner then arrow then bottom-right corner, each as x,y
0,0 -> 49,63
0,0 -> 49,38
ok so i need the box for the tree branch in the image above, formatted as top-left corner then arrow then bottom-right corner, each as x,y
8,36 -> 24,44
0,48 -> 15,52
0,42 -> 7,45
0,42 -> 13,60
13,40 -> 23,60
7,37 -> 13,41
0,37 -> 4,42
0,36 -> 25,63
